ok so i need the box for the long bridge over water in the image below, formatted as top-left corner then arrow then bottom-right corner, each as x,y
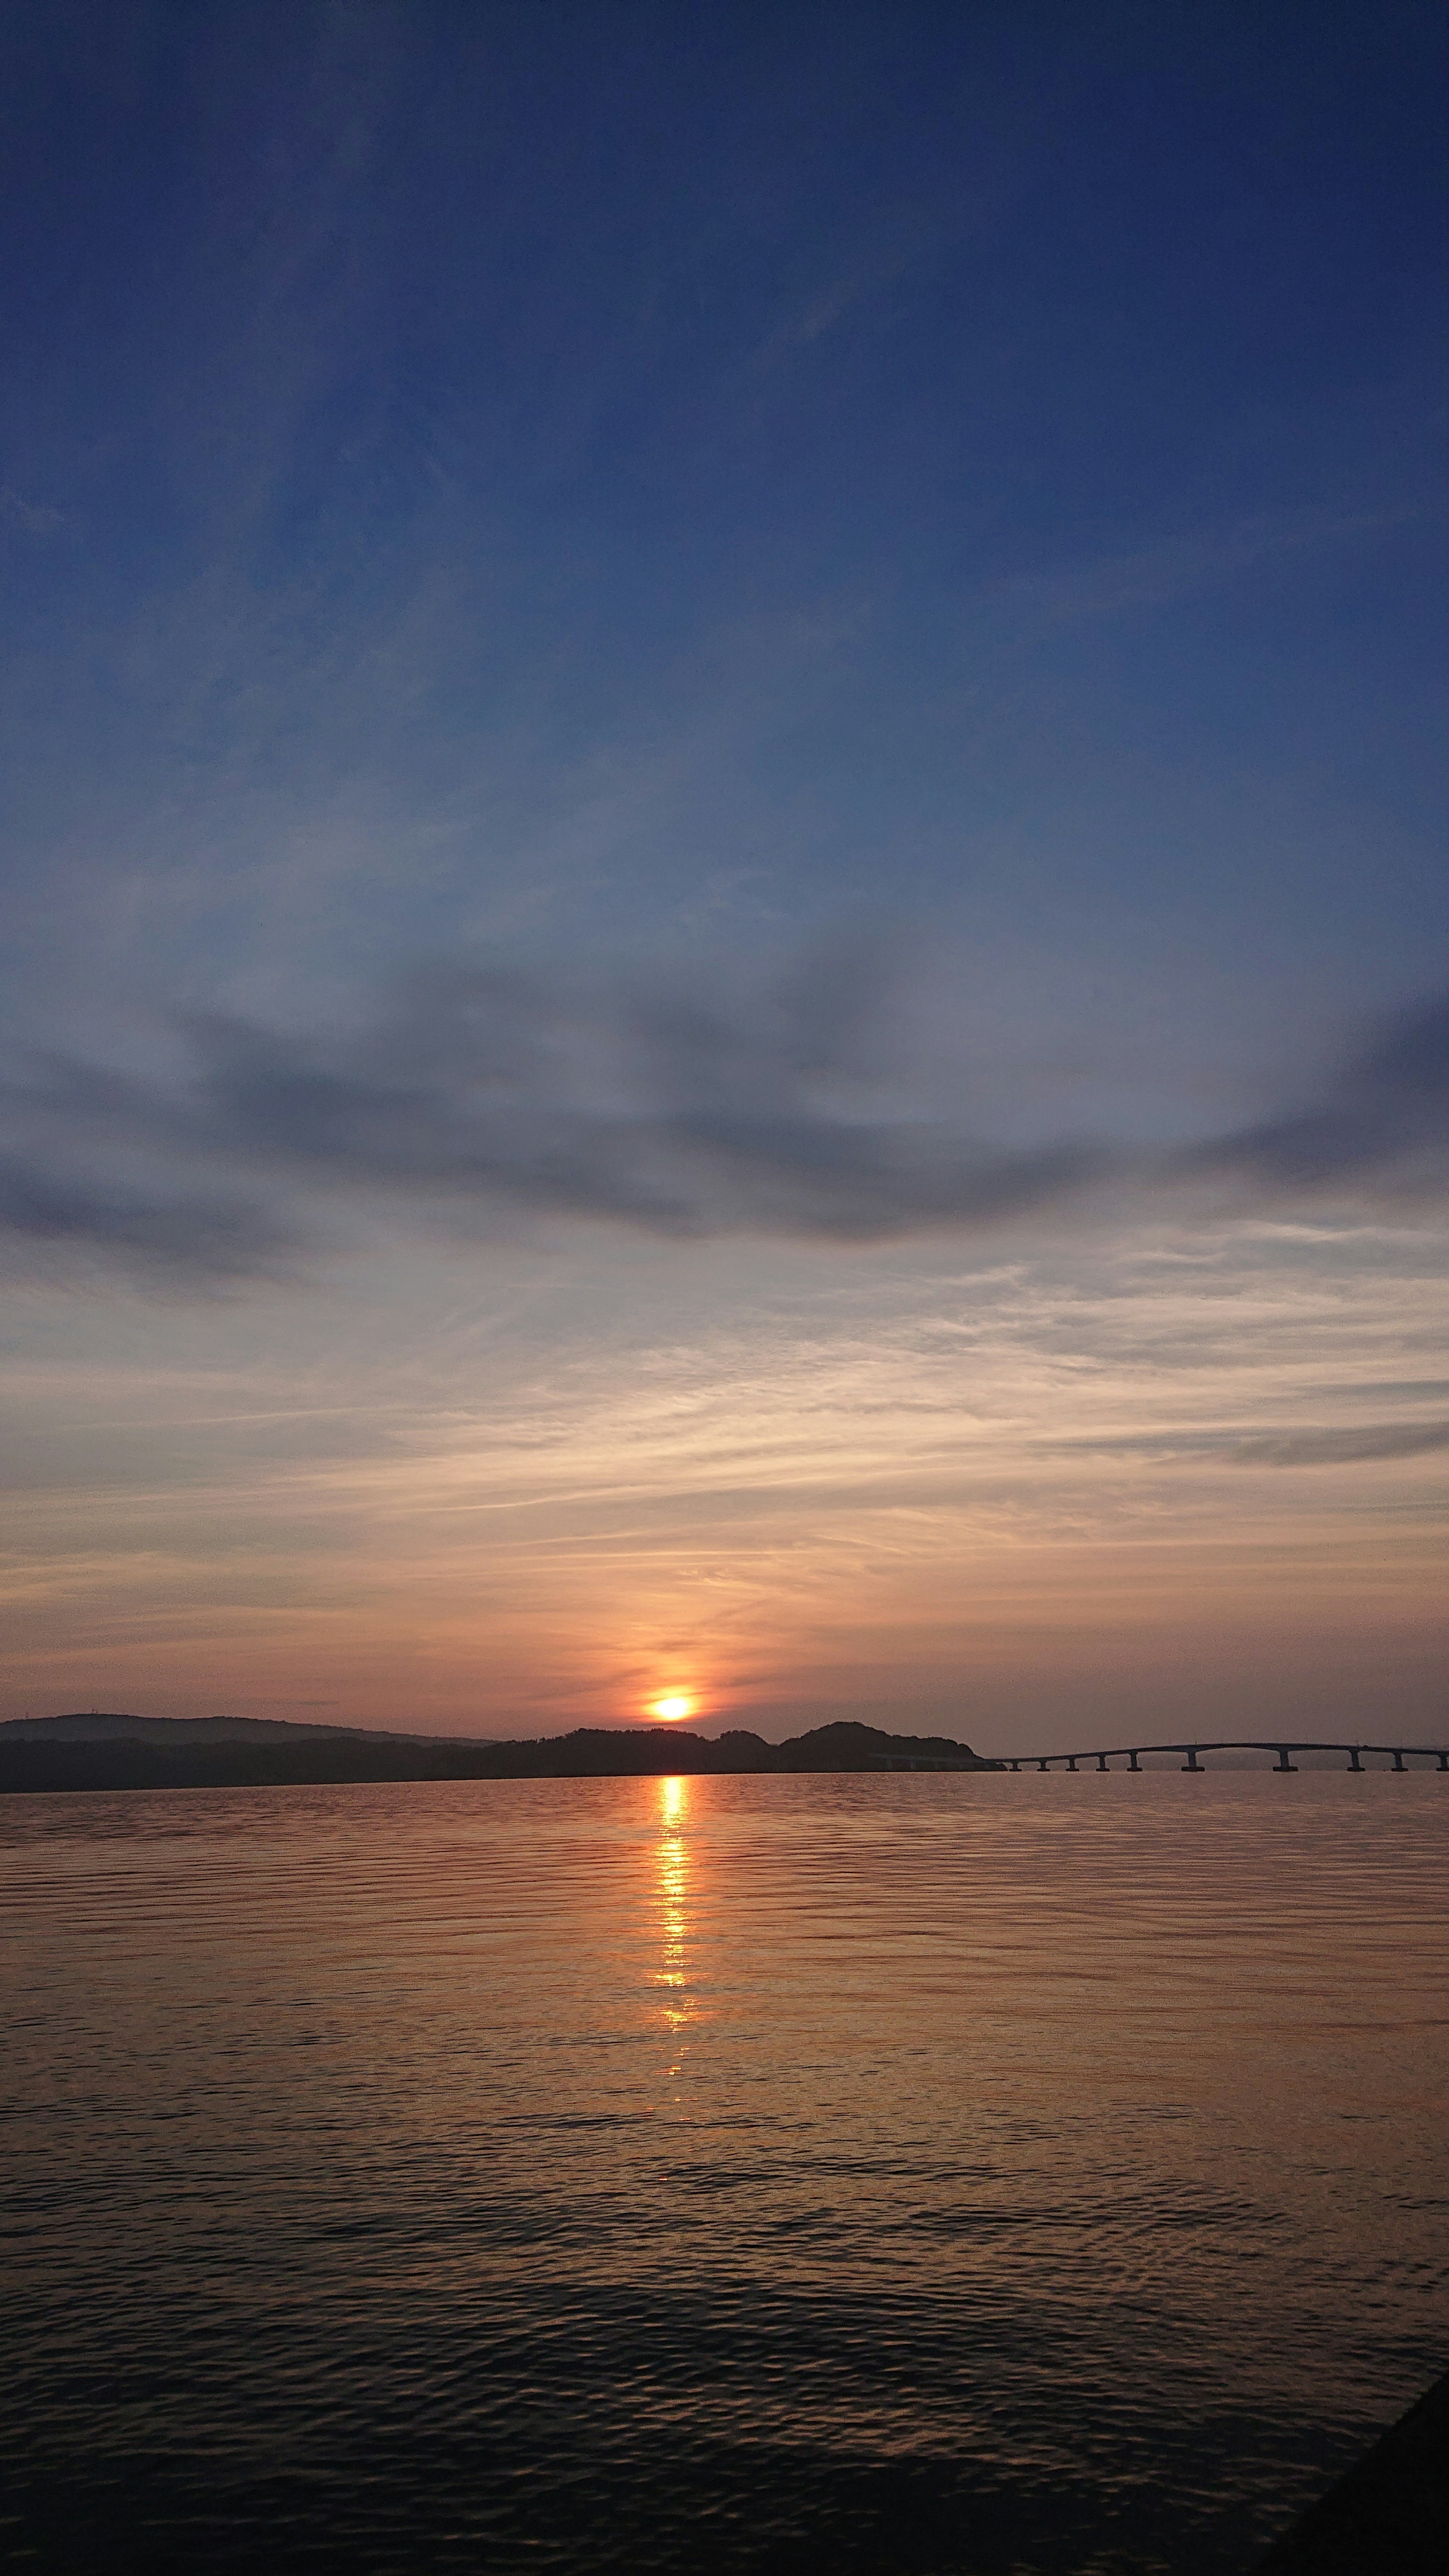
882,1738 -> 1449,1773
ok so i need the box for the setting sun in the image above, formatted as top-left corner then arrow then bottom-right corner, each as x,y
651,1695 -> 694,1722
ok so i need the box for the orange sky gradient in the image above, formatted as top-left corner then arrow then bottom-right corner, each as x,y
6,1216 -> 1445,1753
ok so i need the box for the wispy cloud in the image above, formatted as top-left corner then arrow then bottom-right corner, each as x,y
1184,993 -> 1449,1196
1059,1418 -> 1449,1468
1,944 -> 1108,1270
0,1152 -> 291,1280
1,485 -> 68,537
999,502 -> 1424,628
3,958 -> 1446,1281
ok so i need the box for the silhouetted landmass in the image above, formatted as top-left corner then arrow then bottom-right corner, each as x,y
0,1713 -> 991,1794
1253,2360 -> 1449,2572
0,1710 -> 426,1744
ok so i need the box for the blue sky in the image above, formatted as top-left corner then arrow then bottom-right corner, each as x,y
2,3 -> 1446,1741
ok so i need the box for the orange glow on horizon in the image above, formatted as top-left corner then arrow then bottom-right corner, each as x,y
650,1693 -> 694,1722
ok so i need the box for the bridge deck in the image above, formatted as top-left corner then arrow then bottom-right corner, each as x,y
985,1739 -> 1448,1773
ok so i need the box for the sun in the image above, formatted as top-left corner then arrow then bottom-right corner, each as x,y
651,1694 -> 694,1722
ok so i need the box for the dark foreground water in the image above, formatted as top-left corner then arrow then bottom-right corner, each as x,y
2,1773 -> 1446,2576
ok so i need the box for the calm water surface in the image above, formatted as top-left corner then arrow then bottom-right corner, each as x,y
2,1772 -> 1447,2574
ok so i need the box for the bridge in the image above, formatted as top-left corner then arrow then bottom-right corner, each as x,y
986,1738 -> 1449,1774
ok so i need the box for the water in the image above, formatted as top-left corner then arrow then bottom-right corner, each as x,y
2,1772 -> 1446,2576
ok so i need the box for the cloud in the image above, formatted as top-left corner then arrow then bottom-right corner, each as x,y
1233,1419 -> 1449,1466
0,1153 -> 293,1280
0,946 -> 1108,1269
0,486 -> 68,537
188,955 -> 1107,1234
3,959 -> 1447,1283
1001,504 -> 1420,629
1185,993 -> 1449,1196
1061,1419 -> 1449,1468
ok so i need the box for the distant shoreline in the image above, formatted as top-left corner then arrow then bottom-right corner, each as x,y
0,1714 -> 992,1796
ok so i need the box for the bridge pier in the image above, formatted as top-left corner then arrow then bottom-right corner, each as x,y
993,1735 -> 1444,1772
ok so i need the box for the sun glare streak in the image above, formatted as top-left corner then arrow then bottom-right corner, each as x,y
655,1775 -> 694,2079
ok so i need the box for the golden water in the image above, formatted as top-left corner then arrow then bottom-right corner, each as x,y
3,1772 -> 1446,2572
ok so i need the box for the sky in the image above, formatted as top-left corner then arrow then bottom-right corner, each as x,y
2,0 -> 1446,1750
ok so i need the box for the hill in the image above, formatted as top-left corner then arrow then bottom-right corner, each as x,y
0,1713 -> 992,1793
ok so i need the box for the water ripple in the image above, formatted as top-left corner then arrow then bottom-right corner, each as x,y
2,1773 -> 1446,2573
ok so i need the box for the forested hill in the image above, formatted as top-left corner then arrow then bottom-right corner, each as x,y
0,1715 -> 991,1794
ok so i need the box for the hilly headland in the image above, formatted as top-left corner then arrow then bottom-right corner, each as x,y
0,1712 -> 992,1795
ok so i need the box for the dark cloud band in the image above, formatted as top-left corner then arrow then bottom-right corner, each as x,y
0,1153 -> 292,1278
1181,994 -> 1449,1192
2,966 -> 1446,1280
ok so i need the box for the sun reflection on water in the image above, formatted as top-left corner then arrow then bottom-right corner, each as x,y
655,1775 -> 693,2078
